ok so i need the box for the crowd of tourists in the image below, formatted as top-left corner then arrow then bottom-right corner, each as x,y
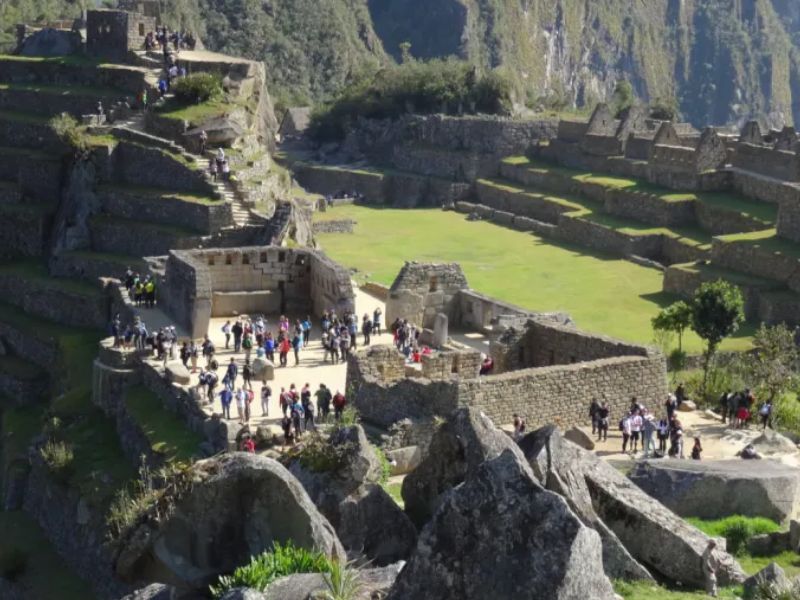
124,268 -> 157,308
208,147 -> 232,182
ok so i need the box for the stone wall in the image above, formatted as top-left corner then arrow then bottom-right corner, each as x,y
0,117 -> 64,154
731,170 -> 800,206
777,199 -> 800,243
0,59 -> 149,94
0,206 -> 53,258
732,143 -> 800,182
0,86 -> 122,119
98,187 -> 232,235
556,120 -> 588,143
109,142 -> 214,196
386,262 -> 469,328
89,216 -> 197,257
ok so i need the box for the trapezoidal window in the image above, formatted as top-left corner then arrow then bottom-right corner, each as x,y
429,276 -> 438,292
138,23 -> 145,36
242,254 -> 250,265
260,252 -> 267,263
278,251 -> 286,263
208,256 -> 215,266
225,254 -> 233,265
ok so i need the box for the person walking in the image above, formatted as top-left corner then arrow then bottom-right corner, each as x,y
333,389 -> 346,421
759,401 -> 773,430
219,385 -> 232,420
279,337 -> 290,367
261,383 -> 271,416
316,384 -> 331,423
589,398 -> 600,435
292,333 -> 302,366
373,307 -> 382,336
222,320 -> 231,349
242,359 -> 252,391
642,411 -> 656,458
225,357 -> 238,388
232,320 -> 243,352
235,387 -> 247,425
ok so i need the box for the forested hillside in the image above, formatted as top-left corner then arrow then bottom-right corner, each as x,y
5,0 -> 800,126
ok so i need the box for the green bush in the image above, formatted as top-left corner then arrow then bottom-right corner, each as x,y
294,433 -> 353,474
687,516 -> 781,556
209,541 -> 333,597
0,547 -> 27,581
309,58 -> 513,141
753,580 -> 800,600
322,560 -> 362,600
39,440 -> 74,482
375,446 -> 391,485
49,113 -> 88,153
172,73 -> 223,105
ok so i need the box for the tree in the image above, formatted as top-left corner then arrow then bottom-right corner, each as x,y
611,80 -> 634,117
652,300 -> 692,353
649,96 -> 679,121
690,280 -> 745,396
746,323 -> 800,403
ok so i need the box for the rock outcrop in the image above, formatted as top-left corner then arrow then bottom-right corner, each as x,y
387,449 -> 616,600
114,453 -> 344,589
743,562 -> 791,599
261,562 -> 404,600
629,459 -> 800,522
401,407 -> 517,526
521,426 -> 747,588
288,426 -> 417,566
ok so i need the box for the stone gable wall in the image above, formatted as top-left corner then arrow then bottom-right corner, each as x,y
386,262 -> 468,328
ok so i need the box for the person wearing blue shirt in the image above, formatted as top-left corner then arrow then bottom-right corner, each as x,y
219,387 -> 232,420
302,317 -> 312,347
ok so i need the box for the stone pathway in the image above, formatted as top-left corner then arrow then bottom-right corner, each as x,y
187,287 -> 393,439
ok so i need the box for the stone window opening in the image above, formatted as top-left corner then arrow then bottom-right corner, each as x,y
138,23 -> 145,36
242,254 -> 250,265
517,346 -> 525,366
225,254 -> 233,265
207,256 -> 215,266
570,356 -> 577,364
260,252 -> 267,263
549,350 -> 555,366
278,251 -> 286,263
296,255 -> 306,266
429,276 -> 438,292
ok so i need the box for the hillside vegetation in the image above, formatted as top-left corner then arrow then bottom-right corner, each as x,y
5,0 -> 800,126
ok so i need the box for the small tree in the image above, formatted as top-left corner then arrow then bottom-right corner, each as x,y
652,300 -> 692,353
611,80 -> 634,117
690,280 -> 745,397
746,323 -> 800,403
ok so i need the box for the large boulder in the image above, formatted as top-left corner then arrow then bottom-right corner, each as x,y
401,407 -> 517,526
386,449 -> 616,600
114,453 -> 344,589
520,426 -> 746,588
743,562 -> 791,599
629,459 -> 800,522
750,429 -> 799,456
288,426 -> 417,566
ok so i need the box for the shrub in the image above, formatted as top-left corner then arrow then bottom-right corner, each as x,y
687,516 -> 781,556
172,73 -> 223,104
0,548 -> 27,581
321,560 -> 362,600
294,432 -> 354,474
309,58 -> 513,142
375,446 -> 392,485
209,542 -> 333,597
49,113 -> 88,153
39,440 -> 74,482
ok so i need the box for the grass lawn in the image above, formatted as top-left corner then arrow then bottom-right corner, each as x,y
315,205 -> 753,353
0,511 -> 92,600
125,385 -> 203,463
154,96 -> 233,124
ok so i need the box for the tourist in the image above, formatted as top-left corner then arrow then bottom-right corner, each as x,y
675,383 -> 688,405
219,385 -> 232,420
222,320 -> 231,349
620,413 -> 632,453
701,540 -> 719,597
264,332 -> 275,363
302,316 -> 311,346
373,307 -> 382,335
691,437 -> 703,460
589,398 -> 600,435
206,368 -> 218,402
665,393 -> 678,420
656,416 -> 669,455
362,314 -> 373,346
642,411 -> 656,458
759,400 -> 773,430
292,332 -> 302,365
240,435 -> 255,453
242,332 -> 253,361
179,341 -> 190,367
216,147 -> 225,170
222,159 -> 230,181
281,415 -> 294,447
596,401 -> 609,442
479,355 -> 494,376
139,87 -> 148,110
333,389 -> 346,421
719,389 -> 732,423
512,414 -> 526,440
158,78 -> 168,98
189,340 -> 198,373
232,320 -> 243,352
316,384 -> 332,423
630,409 -> 643,453
279,336 -> 291,367
225,357 -> 238,388
290,398 -> 304,438
209,156 -> 218,181
242,359 -> 252,390
235,387 -> 247,424
201,335 -> 215,367
740,443 -> 761,460
199,129 -> 208,155
669,418 -> 684,458
260,384 -> 271,416
302,386 -> 315,431
736,403 -> 750,429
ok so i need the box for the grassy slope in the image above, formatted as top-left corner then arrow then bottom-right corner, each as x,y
315,205 -> 754,352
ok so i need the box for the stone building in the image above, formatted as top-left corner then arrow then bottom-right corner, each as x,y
86,9 -> 156,61
157,246 -> 355,338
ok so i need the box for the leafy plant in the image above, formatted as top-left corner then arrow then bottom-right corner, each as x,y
687,516 -> 780,556
172,73 -> 223,104
39,439 -> 74,482
611,80 -> 634,117
652,300 -> 692,353
752,580 -> 800,600
375,446 -> 392,485
747,324 -> 800,403
690,280 -> 745,398
321,560 -> 362,600
209,541 -> 333,597
295,432 -> 354,474
49,113 -> 88,154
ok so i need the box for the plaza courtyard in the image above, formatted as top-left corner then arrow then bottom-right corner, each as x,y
315,205 -> 756,354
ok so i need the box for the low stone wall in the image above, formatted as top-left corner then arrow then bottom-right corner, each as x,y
663,265 -> 770,320
0,271 -> 108,330
694,201 -> 770,235
0,59 -> 148,94
0,320 -> 61,372
50,252 -> 145,283
711,238 -> 800,288
556,215 -> 662,259
731,143 -> 800,182
312,219 -> 355,234
604,189 -> 695,227
475,180 -> 576,224
98,187 -> 232,235
23,457 -> 132,600
0,117 -> 65,154
0,206 -> 52,258
110,142 -> 214,196
361,281 -> 390,301
731,169 -> 799,206
294,164 -> 386,202
0,86 -> 121,118
392,143 -> 494,181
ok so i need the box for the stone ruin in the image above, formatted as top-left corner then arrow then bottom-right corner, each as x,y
351,262 -> 667,454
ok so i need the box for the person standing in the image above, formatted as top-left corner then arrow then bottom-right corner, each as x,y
235,387 -> 247,425
596,402 -> 609,442
225,357 -> 238,388
621,413 -> 632,453
242,359 -> 252,391
589,398 -> 600,435
232,320 -> 243,353
219,386 -> 232,420
702,540 -> 719,597
292,333 -> 302,366
373,307 -> 382,335
199,129 -> 208,155
759,401 -> 773,430
301,316 -> 311,347
642,411 -> 656,458
316,384 -> 331,423
222,320 -> 231,349
630,410 -> 643,454
333,389 -> 346,421
261,384 -> 271,416
691,437 -> 703,460
279,337 -> 290,367
657,417 -> 669,454
362,314 -> 372,346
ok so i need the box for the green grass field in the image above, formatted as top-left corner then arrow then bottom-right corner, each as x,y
315,206 -> 754,352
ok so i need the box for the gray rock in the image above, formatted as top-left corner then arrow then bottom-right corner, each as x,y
289,426 -> 416,566
17,28 -> 82,57
120,584 -> 176,600
677,400 -> 697,412
165,361 -> 191,385
401,407 -> 517,526
114,453 -> 344,589
385,446 -> 421,476
629,459 -> 800,522
564,426 -> 596,450
520,426 -> 746,588
790,519 -> 800,551
387,449 -> 616,600
262,563 -> 403,600
747,531 -> 790,556
743,562 -> 790,599
221,589 -> 268,600
750,429 -> 799,456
